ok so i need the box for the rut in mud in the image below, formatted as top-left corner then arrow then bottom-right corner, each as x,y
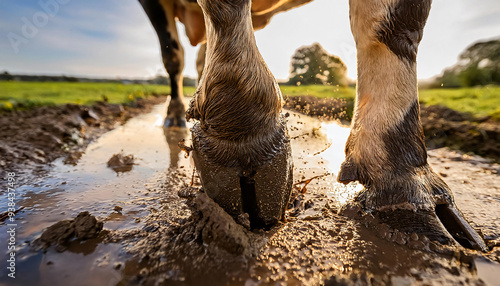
1,102 -> 499,285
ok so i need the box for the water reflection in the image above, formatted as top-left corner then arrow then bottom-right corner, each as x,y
287,117 -> 364,209
3,107 -> 498,285
162,127 -> 190,169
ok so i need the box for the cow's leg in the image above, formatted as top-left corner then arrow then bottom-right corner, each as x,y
196,43 -> 206,81
187,0 -> 293,229
339,0 -> 487,251
140,0 -> 186,127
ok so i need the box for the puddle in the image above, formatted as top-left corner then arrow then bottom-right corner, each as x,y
1,105 -> 499,285
0,105 -> 191,284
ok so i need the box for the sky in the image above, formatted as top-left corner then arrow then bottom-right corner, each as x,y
0,0 -> 499,81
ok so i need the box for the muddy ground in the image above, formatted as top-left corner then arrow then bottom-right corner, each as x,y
0,96 -> 499,285
285,96 -> 500,162
0,95 -> 168,182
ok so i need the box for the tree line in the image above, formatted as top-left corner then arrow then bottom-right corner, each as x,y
3,37 -> 498,88
432,38 -> 500,88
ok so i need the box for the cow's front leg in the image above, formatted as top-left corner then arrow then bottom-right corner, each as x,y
140,0 -> 186,127
187,0 -> 293,229
339,0 -> 487,251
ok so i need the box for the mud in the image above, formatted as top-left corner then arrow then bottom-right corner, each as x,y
284,95 -> 352,122
285,96 -> 500,162
1,102 -> 499,285
31,211 -> 103,252
421,105 -> 500,162
0,95 -> 168,182
107,152 -> 136,173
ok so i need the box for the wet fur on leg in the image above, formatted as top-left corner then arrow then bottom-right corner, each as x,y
188,0 -> 293,227
341,0 -> 487,251
188,0 -> 286,170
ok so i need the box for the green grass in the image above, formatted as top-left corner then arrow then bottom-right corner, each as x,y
0,82 -> 197,111
1,81 -> 499,120
281,84 -> 500,120
279,84 -> 356,100
418,86 -> 500,120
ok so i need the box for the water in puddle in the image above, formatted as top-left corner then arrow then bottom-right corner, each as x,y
1,105 -> 499,285
0,105 -> 192,285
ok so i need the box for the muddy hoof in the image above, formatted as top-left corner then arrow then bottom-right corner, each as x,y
338,161 -> 488,251
163,116 -> 187,128
191,123 -> 293,229
375,204 -> 488,251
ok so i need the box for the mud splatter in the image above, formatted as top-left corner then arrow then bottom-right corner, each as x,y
1,104 -> 499,285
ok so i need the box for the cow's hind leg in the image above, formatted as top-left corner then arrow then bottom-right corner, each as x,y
339,0 -> 487,251
140,0 -> 186,127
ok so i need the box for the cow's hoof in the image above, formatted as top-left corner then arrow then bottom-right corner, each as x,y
163,116 -> 187,128
339,165 -> 488,252
164,96 -> 187,128
373,203 -> 488,251
191,123 -> 293,229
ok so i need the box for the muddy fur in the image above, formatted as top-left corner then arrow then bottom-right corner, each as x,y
140,0 -> 314,124
190,118 -> 289,170
340,0 -> 434,207
186,0 -> 294,228
340,0 -> 487,251
340,101 -> 436,208
188,0 -> 287,170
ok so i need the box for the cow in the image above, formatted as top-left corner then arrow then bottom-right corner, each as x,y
141,0 -> 488,251
139,0 -> 313,127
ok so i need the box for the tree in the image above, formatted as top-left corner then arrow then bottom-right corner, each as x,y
434,38 -> 500,87
0,71 -> 14,81
288,42 -> 347,86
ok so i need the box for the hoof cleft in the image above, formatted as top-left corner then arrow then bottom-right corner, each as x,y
191,123 -> 293,229
435,204 -> 488,252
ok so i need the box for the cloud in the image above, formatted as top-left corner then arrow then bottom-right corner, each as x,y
0,0 -> 167,78
1,0 -> 499,80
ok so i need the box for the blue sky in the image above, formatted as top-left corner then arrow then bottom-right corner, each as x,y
1,0 -> 499,81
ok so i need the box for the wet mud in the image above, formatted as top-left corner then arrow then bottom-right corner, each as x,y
107,152 -> 136,173
31,211 -> 103,252
285,96 -> 500,163
0,95 -> 168,182
1,103 -> 499,285
421,105 -> 500,163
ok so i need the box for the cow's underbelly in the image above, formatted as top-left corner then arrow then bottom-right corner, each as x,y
251,0 -> 287,15
174,0 -> 303,46
174,2 -> 205,46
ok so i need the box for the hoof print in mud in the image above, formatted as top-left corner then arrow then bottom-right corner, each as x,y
191,122 -> 293,229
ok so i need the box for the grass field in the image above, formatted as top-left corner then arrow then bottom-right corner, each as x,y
419,86 -> 500,120
0,82 -> 197,111
1,82 -> 499,120
280,85 -> 356,100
